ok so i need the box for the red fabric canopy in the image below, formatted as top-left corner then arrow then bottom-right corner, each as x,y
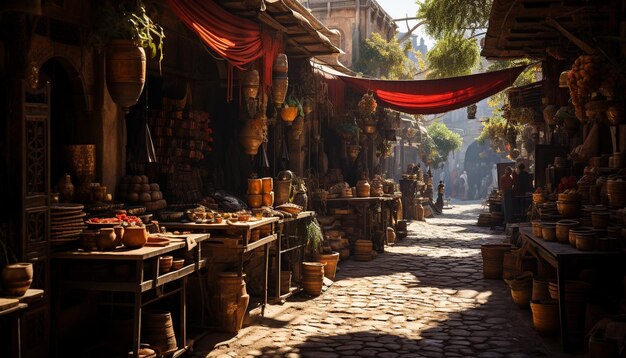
167,0 -> 284,100
338,65 -> 528,115
166,0 -> 264,69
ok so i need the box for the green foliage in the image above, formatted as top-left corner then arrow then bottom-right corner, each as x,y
426,35 -> 480,79
304,220 -> 323,254
486,60 -> 539,108
355,33 -> 418,80
284,95 -> 304,117
90,0 -> 165,67
426,122 -> 463,166
476,113 -> 523,152
418,0 -> 492,38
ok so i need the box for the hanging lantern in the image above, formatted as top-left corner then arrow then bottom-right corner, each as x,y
272,54 -> 288,107
467,104 -> 478,119
242,68 -> 260,99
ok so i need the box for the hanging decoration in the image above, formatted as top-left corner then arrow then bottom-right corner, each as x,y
272,53 -> 289,107
358,92 -> 377,117
242,68 -> 260,118
466,104 -> 477,119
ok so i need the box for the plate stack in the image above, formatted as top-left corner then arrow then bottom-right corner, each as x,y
51,204 -> 86,245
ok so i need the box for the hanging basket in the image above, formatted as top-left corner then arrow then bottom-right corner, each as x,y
281,107 -> 298,124
467,104 -> 478,119
272,76 -> 288,107
105,39 -> 147,113
240,118 -> 266,155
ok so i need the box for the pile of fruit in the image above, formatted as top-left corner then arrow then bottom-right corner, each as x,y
117,175 -> 167,211
567,55 -> 618,122
85,213 -> 142,225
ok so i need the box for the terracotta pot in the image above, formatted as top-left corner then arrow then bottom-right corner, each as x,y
261,177 -> 273,193
114,226 -> 125,246
356,180 -> 370,198
281,107 -> 298,124
354,240 -> 373,261
97,228 -> 117,251
301,262 -> 324,296
122,226 -> 148,249
248,178 -> 262,194
2,263 -> 33,297
318,252 -> 339,280
158,256 -> 173,274
530,300 -> 560,336
214,273 -> 249,333
262,192 -> 274,207
240,119 -> 264,155
247,194 -> 262,208
141,310 -> 177,354
106,39 -> 146,113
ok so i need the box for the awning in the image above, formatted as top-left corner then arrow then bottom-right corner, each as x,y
321,65 -> 528,115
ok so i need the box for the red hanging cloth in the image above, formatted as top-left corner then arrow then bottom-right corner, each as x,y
166,0 -> 263,69
338,65 -> 529,115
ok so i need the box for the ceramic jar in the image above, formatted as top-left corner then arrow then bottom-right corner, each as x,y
1,262 -> 33,297
57,174 -> 75,203
122,226 -> 148,249
356,180 -> 370,198
97,228 -> 117,251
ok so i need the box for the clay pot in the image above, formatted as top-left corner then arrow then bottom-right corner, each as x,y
215,273 -> 249,333
106,40 -> 146,113
356,180 -> 370,198
240,119 -> 264,155
57,174 -> 75,203
318,252 -> 339,280
79,231 -> 99,251
261,177 -> 273,193
354,240 -> 373,261
301,262 -> 324,296
122,226 -> 148,249
158,256 -> 173,274
97,228 -> 117,251
262,192 -> 274,207
248,178 -> 262,194
2,263 -> 33,297
247,194 -> 262,208
114,226 -> 125,246
281,107 -> 298,125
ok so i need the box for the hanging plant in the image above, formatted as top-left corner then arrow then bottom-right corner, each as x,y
358,91 -> 377,117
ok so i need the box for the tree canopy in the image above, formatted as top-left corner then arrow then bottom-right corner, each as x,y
354,32 -> 420,80
418,0 -> 492,39
426,122 -> 463,167
425,35 -> 480,79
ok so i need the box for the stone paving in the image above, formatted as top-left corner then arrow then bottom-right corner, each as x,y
195,201 -> 577,358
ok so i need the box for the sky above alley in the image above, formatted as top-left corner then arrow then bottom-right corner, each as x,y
378,0 -> 436,49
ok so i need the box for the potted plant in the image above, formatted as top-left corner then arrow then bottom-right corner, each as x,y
91,1 -> 165,113
281,95 -> 303,125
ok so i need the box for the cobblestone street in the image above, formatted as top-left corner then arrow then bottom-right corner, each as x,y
198,201 -> 574,358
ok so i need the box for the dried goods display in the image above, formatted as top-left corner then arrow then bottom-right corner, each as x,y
148,98 -> 213,204
116,175 -> 167,211
567,55 -> 619,122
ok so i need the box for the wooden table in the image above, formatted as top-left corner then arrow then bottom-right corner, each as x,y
53,234 -> 209,357
519,227 -> 625,351
160,217 -> 279,316
314,196 -> 397,252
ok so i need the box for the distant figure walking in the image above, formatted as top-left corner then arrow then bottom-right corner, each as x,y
500,166 -> 514,223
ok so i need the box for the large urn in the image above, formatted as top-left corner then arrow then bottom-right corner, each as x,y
106,39 -> 146,113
